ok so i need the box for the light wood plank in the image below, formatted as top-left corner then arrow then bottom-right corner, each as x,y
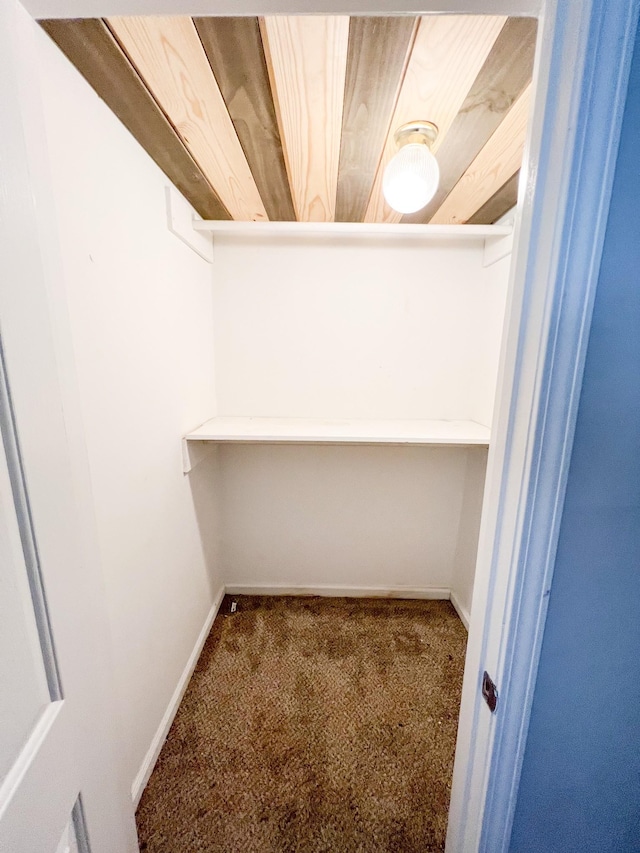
335,16 -> 417,222
261,16 -> 349,222
468,170 -> 520,224
404,16 -> 536,224
40,19 -> 230,220
193,17 -> 295,222
364,14 -> 506,224
107,16 -> 268,221
430,83 -> 531,224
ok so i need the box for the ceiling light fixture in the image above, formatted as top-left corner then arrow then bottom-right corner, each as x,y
383,121 -> 440,215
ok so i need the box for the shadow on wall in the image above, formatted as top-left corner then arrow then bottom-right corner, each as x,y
186,445 -> 224,603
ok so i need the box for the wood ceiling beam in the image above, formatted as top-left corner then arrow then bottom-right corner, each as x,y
39,18 -> 230,221
403,16 -> 536,224
260,16 -> 350,222
193,17 -> 295,222
430,82 -> 531,224
107,16 -> 268,221
468,170 -> 520,224
364,14 -> 506,224
335,16 -> 417,223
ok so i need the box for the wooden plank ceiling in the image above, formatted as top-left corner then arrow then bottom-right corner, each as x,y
41,15 -> 537,225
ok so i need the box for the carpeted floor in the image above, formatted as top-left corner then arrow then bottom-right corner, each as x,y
136,595 -> 467,853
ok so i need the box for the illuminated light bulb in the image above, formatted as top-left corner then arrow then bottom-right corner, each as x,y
382,121 -> 440,215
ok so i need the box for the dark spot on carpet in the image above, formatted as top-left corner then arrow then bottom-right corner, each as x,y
393,629 -> 425,655
227,608 -> 258,637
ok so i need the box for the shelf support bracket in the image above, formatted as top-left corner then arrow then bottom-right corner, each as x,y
483,231 -> 514,267
166,186 -> 214,263
182,438 -> 213,474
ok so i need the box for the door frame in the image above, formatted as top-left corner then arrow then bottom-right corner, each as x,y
13,0 -> 639,849
446,1 -> 639,850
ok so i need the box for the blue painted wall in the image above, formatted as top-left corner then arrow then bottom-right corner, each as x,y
509,23 -> 640,853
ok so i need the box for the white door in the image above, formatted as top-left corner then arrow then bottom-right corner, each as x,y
0,382 -> 82,853
0,0 -> 139,850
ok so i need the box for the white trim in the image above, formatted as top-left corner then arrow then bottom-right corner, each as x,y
449,591 -> 470,631
131,586 -> 225,807
0,703 -> 63,816
26,1 -> 541,21
447,1 -> 640,851
225,584 -> 450,600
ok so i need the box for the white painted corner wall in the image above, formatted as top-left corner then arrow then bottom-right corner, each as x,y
211,237 -> 509,601
33,25 -> 224,798
451,446 -> 490,626
471,253 -> 512,428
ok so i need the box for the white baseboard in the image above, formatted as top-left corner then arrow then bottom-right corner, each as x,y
131,585 -> 225,807
225,583 -> 450,600
449,590 -> 470,630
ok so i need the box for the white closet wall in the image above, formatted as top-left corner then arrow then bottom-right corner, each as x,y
211,237 -> 510,609
471,253 -> 512,427
212,237 -> 498,420
219,443 -> 470,595
35,27 -> 224,799
451,446 -> 490,620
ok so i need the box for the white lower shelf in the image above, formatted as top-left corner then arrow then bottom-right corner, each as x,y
183,417 -> 490,472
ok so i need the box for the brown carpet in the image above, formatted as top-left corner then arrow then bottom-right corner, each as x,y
136,595 -> 467,853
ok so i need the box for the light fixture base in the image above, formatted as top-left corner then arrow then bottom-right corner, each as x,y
394,121 -> 438,149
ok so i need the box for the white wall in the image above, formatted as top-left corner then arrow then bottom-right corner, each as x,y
35,27 -> 223,795
447,253 -> 510,615
212,237 -> 508,598
220,443 -> 469,593
471,253 -> 511,427
212,236 -> 504,421
451,447 -> 489,624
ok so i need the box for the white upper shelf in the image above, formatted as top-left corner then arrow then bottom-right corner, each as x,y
185,417 -> 490,445
192,220 -> 512,241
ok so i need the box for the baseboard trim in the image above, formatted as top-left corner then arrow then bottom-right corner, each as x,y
131,585 -> 225,807
225,584 -> 451,600
449,590 -> 470,630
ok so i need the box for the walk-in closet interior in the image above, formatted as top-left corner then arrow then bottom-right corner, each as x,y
28,11 -> 536,849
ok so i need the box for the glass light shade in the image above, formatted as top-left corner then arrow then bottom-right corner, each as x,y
382,143 -> 440,214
